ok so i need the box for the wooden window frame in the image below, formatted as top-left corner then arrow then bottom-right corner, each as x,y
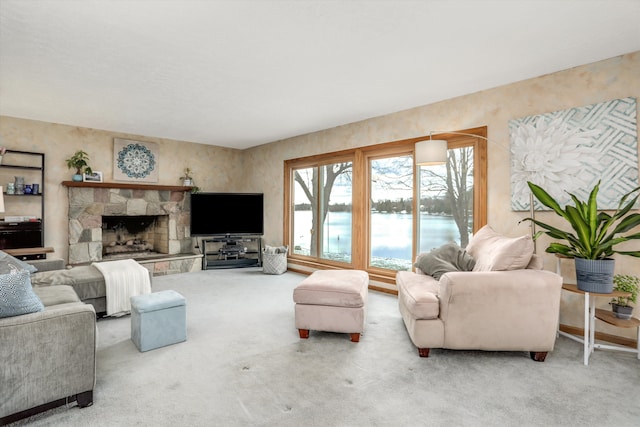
284,127 -> 488,286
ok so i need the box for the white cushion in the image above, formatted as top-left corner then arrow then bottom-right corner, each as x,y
466,225 -> 534,271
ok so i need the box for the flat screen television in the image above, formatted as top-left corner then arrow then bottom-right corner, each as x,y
190,193 -> 264,236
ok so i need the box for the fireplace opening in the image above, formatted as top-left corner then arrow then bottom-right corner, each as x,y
102,215 -> 169,260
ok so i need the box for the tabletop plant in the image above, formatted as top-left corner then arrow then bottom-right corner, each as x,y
65,150 -> 93,178
180,167 -> 193,185
611,274 -> 639,307
521,180 -> 640,293
521,180 -> 640,259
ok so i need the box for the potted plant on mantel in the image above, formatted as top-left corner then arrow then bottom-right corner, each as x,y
610,274 -> 638,319
65,150 -> 93,182
179,167 -> 193,186
521,180 -> 640,293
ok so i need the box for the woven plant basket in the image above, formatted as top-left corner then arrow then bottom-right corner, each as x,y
262,252 -> 287,275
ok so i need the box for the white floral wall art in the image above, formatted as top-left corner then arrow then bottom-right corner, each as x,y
113,138 -> 159,183
509,97 -> 638,210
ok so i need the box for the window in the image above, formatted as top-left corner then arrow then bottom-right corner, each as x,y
284,128 -> 487,284
291,160 -> 353,264
418,144 -> 475,252
369,154 -> 414,271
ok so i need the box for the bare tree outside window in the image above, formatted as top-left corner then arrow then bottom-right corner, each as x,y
419,146 -> 474,251
293,162 -> 352,259
369,155 -> 414,269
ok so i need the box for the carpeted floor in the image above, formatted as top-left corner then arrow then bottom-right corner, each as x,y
11,268 -> 640,426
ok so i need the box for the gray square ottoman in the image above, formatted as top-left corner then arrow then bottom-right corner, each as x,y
130,290 -> 186,352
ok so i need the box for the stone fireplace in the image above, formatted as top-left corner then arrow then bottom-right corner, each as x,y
66,184 -> 192,265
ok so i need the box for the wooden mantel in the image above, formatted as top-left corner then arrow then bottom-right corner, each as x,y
62,181 -> 193,191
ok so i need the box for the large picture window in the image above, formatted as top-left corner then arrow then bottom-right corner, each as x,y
418,144 -> 475,253
284,128 -> 487,284
369,154 -> 414,271
291,159 -> 353,263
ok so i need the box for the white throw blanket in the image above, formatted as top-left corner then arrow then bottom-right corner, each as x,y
92,259 -> 152,317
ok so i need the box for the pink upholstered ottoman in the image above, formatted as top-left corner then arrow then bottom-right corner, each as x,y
293,270 -> 369,342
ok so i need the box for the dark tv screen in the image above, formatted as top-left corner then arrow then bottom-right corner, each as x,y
190,193 -> 264,236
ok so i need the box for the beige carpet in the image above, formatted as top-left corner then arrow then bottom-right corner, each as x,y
11,268 -> 640,426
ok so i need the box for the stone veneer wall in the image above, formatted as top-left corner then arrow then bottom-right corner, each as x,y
68,187 -> 191,264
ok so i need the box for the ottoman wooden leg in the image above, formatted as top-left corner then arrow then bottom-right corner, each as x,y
418,348 -> 430,358
298,329 -> 310,339
350,333 -> 360,343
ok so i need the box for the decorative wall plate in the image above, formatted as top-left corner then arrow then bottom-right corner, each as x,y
113,138 -> 159,182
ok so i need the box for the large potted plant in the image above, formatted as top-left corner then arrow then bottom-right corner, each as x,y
610,274 -> 638,319
522,180 -> 640,293
65,150 -> 93,182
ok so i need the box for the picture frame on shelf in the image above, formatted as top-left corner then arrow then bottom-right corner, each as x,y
83,171 -> 103,182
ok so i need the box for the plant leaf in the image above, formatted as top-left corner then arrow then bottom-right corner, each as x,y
566,205 -> 592,256
527,182 -> 569,220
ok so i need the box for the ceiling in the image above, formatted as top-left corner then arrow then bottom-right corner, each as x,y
1,0 -> 639,150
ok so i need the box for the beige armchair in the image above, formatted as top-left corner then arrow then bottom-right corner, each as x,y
396,225 -> 563,360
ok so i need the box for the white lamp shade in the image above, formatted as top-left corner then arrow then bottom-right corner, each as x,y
0,186 -> 4,213
415,139 -> 447,165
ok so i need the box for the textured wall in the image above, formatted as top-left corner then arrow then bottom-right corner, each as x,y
243,52 -> 640,338
0,117 -> 244,260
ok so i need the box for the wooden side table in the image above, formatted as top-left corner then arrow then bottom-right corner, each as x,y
561,284 -> 639,365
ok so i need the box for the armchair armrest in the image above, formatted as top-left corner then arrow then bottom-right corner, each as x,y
437,269 -> 562,351
26,258 -> 66,273
0,303 -> 96,418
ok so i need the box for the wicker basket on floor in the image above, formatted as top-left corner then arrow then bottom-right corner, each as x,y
262,250 -> 288,275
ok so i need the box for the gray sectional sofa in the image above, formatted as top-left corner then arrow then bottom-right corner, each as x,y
1,253 -> 154,422
0,276 -> 96,423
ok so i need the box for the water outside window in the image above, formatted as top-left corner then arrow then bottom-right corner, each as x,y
292,162 -> 353,263
292,166 -> 315,256
418,145 -> 474,252
369,155 -> 414,270
319,164 -> 352,262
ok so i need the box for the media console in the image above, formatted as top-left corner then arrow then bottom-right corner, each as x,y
201,235 -> 262,269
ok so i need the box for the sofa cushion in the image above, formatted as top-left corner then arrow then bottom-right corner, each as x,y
31,265 -> 106,302
293,270 -> 368,307
25,258 -> 65,273
0,269 -> 44,318
414,242 -> 476,279
466,225 -> 534,271
396,271 -> 440,320
33,285 -> 81,307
